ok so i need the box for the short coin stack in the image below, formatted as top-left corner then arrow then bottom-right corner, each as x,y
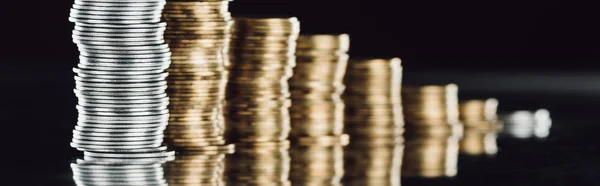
226,17 -> 300,143
161,0 -> 233,149
69,0 -> 173,154
164,146 -> 235,186
72,149 -> 175,186
459,99 -> 500,156
289,34 -> 349,139
290,135 -> 348,186
343,138 -> 404,186
225,141 -> 292,185
343,58 -> 404,139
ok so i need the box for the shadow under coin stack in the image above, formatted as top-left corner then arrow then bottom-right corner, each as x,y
289,34 -> 349,140
161,0 -> 233,149
71,147 -> 175,186
342,58 -> 404,186
226,141 -> 292,185
164,145 -> 235,186
459,99 -> 501,156
290,135 -> 349,186
402,85 -> 462,178
69,0 -> 174,157
226,17 -> 300,143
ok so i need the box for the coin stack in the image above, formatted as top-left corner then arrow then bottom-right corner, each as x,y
459,99 -> 501,155
164,145 -> 235,186
226,17 -> 300,143
502,109 -> 552,139
69,0 -> 173,153
402,84 -> 462,177
225,141 -> 292,185
402,84 -> 463,136
343,58 -> 404,138
343,138 -> 404,186
289,34 -> 349,139
72,148 -> 175,186
290,135 -> 349,186
161,1 -> 233,149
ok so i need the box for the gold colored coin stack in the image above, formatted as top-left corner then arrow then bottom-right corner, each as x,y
289,34 -> 350,139
226,17 -> 300,143
343,138 -> 404,186
162,1 -> 233,148
164,146 -> 235,186
225,141 -> 292,185
290,135 -> 349,186
343,58 -> 404,139
459,99 -> 501,156
401,84 -> 462,178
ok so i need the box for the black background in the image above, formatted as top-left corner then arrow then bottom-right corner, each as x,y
3,0 -> 600,185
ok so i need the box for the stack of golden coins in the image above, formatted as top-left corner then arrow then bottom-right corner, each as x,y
225,141 -> 291,185
164,146 -> 235,186
402,84 -> 462,178
289,34 -> 349,139
226,17 -> 300,143
343,58 -> 404,138
402,132 -> 460,178
343,138 -> 404,186
459,98 -> 501,155
290,135 -> 349,186
162,1 -> 233,148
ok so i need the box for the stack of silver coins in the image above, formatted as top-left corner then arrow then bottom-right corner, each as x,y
71,148 -> 175,186
69,0 -> 172,154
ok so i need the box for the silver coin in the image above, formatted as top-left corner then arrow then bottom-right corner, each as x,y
74,86 -> 167,94
73,130 -> 163,138
75,71 -> 168,79
75,126 -> 166,133
78,113 -> 168,120
75,73 -> 168,82
75,92 -> 167,100
84,150 -> 174,158
69,13 -> 162,20
74,39 -> 165,46
72,138 -> 163,145
71,4 -> 164,12
75,22 -> 166,29
79,52 -> 171,59
76,120 -> 168,127
76,0 -> 166,3
73,172 -> 166,180
77,109 -> 169,117
78,96 -> 169,104
75,81 -> 167,88
72,168 -> 163,176
78,48 -> 170,56
80,56 -> 170,63
76,65 -> 169,72
70,8 -> 162,17
75,158 -> 173,165
77,43 -> 168,51
69,17 -> 162,24
72,162 -> 163,169
73,30 -> 163,38
77,103 -> 168,110
73,35 -> 164,43
78,60 -> 170,67
71,143 -> 162,151
82,156 -> 174,164
74,1 -> 165,7
74,134 -> 163,142
76,105 -> 167,112
84,146 -> 169,153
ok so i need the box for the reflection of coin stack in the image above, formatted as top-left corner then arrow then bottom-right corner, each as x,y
402,84 -> 462,178
289,34 -> 349,138
226,18 -> 300,143
161,1 -> 233,149
72,149 -> 175,186
459,99 -> 501,156
343,58 -> 404,138
342,58 -> 404,186
164,145 -> 235,186
290,135 -> 349,186
69,0 -> 172,153
225,141 -> 292,185
343,138 -> 404,186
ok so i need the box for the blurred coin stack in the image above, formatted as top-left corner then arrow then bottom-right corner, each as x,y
164,145 -> 235,186
343,138 -> 404,186
289,34 -> 349,139
459,99 -> 501,155
161,0 -> 233,149
402,85 -> 462,177
226,17 -> 300,143
343,58 -> 404,139
290,135 -> 349,186
502,109 -> 552,139
225,141 -> 292,185
72,148 -> 175,186
69,0 -> 173,153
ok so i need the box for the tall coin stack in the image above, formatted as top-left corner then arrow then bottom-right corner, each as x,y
290,136 -> 349,186
225,141 -> 292,185
69,0 -> 173,155
343,58 -> 404,139
226,17 -> 300,143
402,85 -> 462,177
164,146 -> 235,186
161,1 -> 233,149
72,149 -> 175,186
459,99 -> 500,156
289,34 -> 349,140
343,138 -> 404,186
